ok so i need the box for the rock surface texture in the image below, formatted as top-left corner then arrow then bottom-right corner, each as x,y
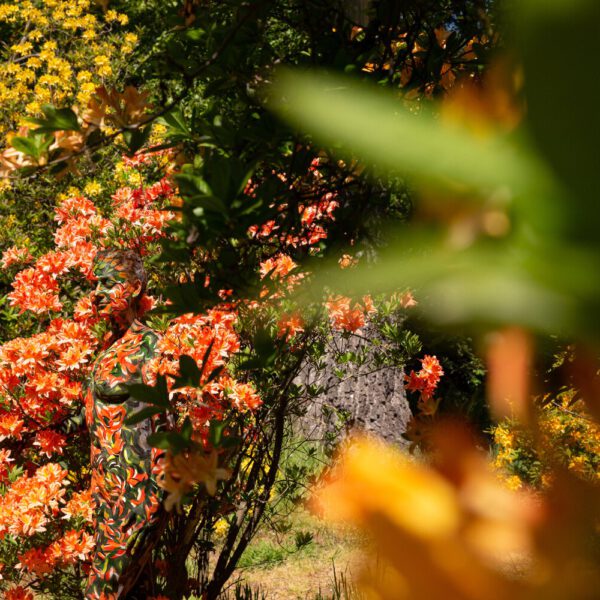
296,329 -> 411,446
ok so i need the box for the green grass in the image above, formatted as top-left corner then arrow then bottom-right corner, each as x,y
221,507 -> 364,599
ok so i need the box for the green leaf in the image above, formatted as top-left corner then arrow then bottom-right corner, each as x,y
125,405 -> 166,425
148,431 -> 190,453
180,416 -> 193,441
161,278 -> 217,315
28,104 -> 80,132
208,419 -> 227,448
198,337 -> 215,375
174,171 -> 212,197
190,194 -> 228,215
127,375 -> 170,407
206,365 -> 224,383
220,435 -> 241,449
184,27 -> 206,42
11,131 -> 54,160
123,124 -> 152,156
269,70 -> 545,194
306,230 -> 598,338
159,109 -> 192,141
11,136 -> 41,159
172,354 -> 203,389
517,0 -> 600,246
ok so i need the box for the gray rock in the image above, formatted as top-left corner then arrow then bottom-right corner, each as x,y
295,328 -> 411,446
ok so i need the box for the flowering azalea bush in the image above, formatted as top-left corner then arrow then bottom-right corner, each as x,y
0,0 -> 502,597
0,146 -> 265,592
0,0 -> 134,144
493,390 -> 600,490
0,140 -> 431,598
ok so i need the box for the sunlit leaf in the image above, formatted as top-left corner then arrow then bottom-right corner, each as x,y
269,70 -> 545,194
517,0 -> 600,246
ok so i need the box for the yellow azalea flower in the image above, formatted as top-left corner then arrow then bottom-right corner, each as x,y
83,181 -> 102,197
504,475 -> 523,491
213,518 -> 229,537
159,449 -> 230,512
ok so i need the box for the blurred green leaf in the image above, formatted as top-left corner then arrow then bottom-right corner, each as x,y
181,416 -> 193,441
208,419 -> 227,448
305,231 -> 600,340
517,0 -> 600,246
269,70 -> 545,194
11,133 -> 52,160
123,124 -> 152,156
125,405 -> 166,425
148,431 -> 190,453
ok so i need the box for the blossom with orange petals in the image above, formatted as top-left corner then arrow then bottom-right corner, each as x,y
1,245 -> 33,269
277,313 -> 305,341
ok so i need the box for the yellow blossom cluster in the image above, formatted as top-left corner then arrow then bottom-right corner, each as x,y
493,390 -> 600,489
0,0 -> 137,143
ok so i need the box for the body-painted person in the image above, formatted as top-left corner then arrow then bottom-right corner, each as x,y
84,249 -> 164,599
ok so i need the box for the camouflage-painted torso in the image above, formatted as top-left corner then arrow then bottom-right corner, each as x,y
84,319 -> 164,599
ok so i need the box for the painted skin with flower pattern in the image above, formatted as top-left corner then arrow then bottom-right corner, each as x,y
84,249 -> 164,599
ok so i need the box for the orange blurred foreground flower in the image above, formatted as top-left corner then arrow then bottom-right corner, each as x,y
313,430 -> 542,600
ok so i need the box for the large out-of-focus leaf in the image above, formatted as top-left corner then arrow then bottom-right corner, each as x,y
302,231 -> 600,340
269,68 -> 600,341
269,70 -> 547,194
517,0 -> 600,247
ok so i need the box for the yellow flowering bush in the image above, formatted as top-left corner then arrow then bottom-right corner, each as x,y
0,0 -> 144,319
493,390 -> 600,489
0,0 -> 136,143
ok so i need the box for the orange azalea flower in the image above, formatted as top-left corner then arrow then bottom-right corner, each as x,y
61,488 -> 94,522
259,253 -> 298,280
34,430 -> 67,458
0,449 -> 13,483
1,246 -> 33,269
17,546 -> 56,577
55,341 -> 93,371
36,251 -> 70,276
325,294 -> 373,332
27,370 -> 64,396
52,529 -> 94,563
0,414 -> 25,441
8,267 -> 62,314
362,294 -> 376,315
248,219 -> 277,239
54,216 -> 94,247
398,290 -> 418,308
17,511 -> 48,537
405,355 -> 444,414
10,336 -> 50,372
277,312 -> 305,341
54,195 -> 97,224
338,254 -> 358,269
228,380 -> 262,411
421,354 -> 444,382
5,586 -> 34,600
159,449 -> 230,512
73,294 -> 97,321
